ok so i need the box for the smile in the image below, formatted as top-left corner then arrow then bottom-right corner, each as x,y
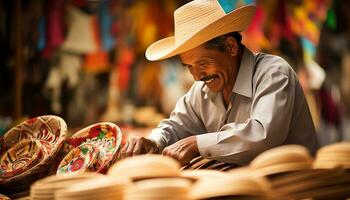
200,74 -> 218,84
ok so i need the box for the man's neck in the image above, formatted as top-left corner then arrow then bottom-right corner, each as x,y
222,46 -> 243,108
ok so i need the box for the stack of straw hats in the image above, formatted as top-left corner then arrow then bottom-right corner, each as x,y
30,173 -> 105,200
108,154 -> 195,200
269,142 -> 350,199
55,176 -> 126,200
0,115 -> 67,194
270,168 -> 350,199
248,143 -> 350,199
22,142 -> 349,199
314,142 -> 350,169
250,145 -> 313,177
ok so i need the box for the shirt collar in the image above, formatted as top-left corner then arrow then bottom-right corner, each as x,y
202,47 -> 255,99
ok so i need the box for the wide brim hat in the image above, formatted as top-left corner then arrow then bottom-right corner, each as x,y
145,0 -> 256,61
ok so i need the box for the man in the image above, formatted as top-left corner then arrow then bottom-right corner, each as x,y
119,0 -> 318,166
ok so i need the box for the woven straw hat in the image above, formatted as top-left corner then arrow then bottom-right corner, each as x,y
145,0 -> 256,61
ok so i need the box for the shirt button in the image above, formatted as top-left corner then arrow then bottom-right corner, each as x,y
207,152 -> 212,157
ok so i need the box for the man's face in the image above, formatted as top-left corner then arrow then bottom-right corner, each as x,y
179,43 -> 239,93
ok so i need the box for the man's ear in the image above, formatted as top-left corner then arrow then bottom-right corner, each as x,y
225,37 -> 238,56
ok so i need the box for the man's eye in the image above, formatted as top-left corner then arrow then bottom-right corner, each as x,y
199,62 -> 207,66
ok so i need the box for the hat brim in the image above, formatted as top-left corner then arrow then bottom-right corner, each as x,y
145,5 -> 256,61
252,162 -> 313,177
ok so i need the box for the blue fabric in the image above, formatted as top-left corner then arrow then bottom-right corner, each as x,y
218,0 -> 238,13
301,37 -> 316,58
99,0 -> 115,51
37,17 -> 46,50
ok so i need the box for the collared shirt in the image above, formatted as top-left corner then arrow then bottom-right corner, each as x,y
148,47 -> 319,165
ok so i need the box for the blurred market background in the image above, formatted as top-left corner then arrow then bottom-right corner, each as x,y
0,0 -> 349,146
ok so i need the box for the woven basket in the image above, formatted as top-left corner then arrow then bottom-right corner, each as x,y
0,115 -> 67,194
58,122 -> 123,175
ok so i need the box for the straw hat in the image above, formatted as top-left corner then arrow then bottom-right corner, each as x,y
108,154 -> 181,181
313,142 -> 350,169
125,178 -> 192,200
250,145 -> 313,177
190,175 -> 270,199
30,173 -> 105,200
145,0 -> 256,61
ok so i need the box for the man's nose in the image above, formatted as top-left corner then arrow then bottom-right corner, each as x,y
191,71 -> 202,81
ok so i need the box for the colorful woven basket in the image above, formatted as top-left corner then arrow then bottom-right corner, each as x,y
0,115 -> 67,194
59,122 -> 123,175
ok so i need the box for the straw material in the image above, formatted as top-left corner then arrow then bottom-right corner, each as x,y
55,176 -> 126,200
30,173 -> 105,200
269,168 -> 350,199
250,145 -> 313,177
108,154 -> 181,181
125,178 -> 192,200
190,175 -> 271,199
108,154 -> 180,179
313,142 -> 350,169
180,169 -> 226,182
145,0 -> 256,61
264,143 -> 350,199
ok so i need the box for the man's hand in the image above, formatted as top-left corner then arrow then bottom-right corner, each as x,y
162,136 -> 199,166
118,136 -> 159,159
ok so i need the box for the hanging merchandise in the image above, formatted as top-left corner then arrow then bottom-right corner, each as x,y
262,0 -> 295,50
84,16 -> 109,74
41,0 -> 66,59
127,0 -> 174,53
291,0 -> 331,90
37,17 -> 46,51
135,61 -> 162,105
44,67 -> 63,114
117,45 -> 134,93
290,0 -> 332,49
98,0 -> 115,51
62,5 -> 98,54
84,51 -> 109,74
159,58 -> 192,115
326,7 -> 337,30
47,0 -> 65,48
43,53 -> 82,114
242,3 -> 270,52
60,53 -> 82,89
100,65 -> 122,123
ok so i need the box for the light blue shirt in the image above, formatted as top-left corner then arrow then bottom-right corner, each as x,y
148,48 -> 318,165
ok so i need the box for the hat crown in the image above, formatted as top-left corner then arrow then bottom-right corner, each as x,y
174,0 -> 226,47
